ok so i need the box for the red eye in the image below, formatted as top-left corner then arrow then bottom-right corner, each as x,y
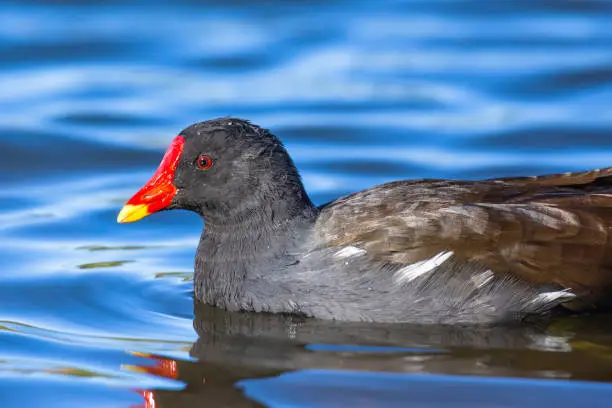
196,154 -> 213,170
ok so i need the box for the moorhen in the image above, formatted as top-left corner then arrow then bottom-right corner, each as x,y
118,118 -> 612,324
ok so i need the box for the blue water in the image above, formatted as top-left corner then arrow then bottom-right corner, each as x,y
2,0 -> 612,407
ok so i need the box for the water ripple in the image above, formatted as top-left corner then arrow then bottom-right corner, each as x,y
1,0 -> 612,407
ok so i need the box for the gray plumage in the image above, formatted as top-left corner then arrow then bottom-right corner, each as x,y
156,118 -> 612,324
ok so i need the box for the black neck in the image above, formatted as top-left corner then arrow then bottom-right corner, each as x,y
194,195 -> 318,309
203,193 -> 316,235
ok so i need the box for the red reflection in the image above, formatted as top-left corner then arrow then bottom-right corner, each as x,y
133,390 -> 156,408
127,352 -> 179,408
127,351 -> 179,379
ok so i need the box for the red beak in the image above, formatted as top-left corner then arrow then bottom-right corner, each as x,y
117,136 -> 185,223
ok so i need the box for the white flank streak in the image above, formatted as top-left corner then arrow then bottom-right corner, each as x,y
394,251 -> 454,284
531,289 -> 576,305
334,246 -> 366,259
471,269 -> 494,288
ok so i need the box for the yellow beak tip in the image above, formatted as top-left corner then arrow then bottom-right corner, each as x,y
117,204 -> 150,224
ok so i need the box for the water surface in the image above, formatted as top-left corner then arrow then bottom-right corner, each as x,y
2,0 -> 612,407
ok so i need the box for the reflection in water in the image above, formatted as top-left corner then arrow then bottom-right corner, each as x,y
124,352 -> 180,408
3,0 -> 612,406
125,303 -> 612,407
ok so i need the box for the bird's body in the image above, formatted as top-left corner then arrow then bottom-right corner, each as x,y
119,118 -> 612,324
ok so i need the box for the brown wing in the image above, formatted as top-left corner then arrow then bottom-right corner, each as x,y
315,167 -> 612,310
